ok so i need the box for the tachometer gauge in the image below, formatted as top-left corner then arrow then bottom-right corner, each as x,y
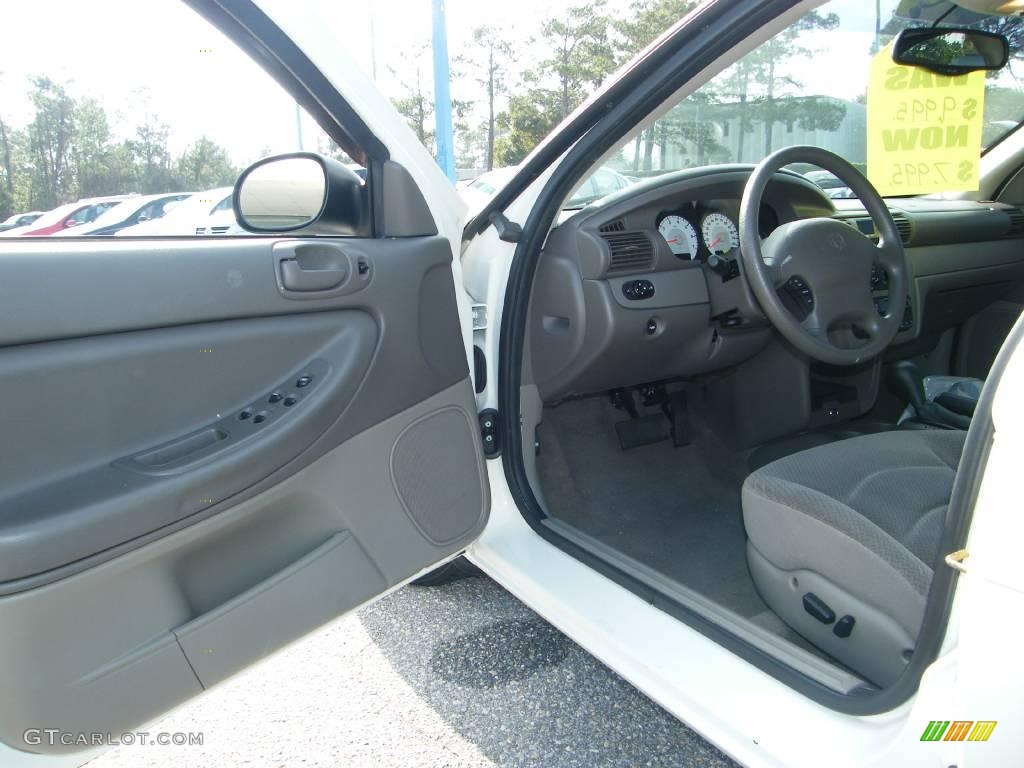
658,215 -> 699,260
701,212 -> 739,255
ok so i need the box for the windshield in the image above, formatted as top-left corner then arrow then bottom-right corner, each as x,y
599,0 -> 1024,199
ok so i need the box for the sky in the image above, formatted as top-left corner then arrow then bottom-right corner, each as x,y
0,0 -> 634,168
0,0 -> 1018,172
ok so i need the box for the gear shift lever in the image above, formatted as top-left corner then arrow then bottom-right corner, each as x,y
888,361 -> 927,411
887,361 -> 970,429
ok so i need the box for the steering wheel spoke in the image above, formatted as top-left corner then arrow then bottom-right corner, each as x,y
874,238 -> 903,271
850,304 -> 883,341
803,286 -> 878,340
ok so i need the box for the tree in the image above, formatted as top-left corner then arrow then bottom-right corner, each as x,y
493,1 -> 618,165
657,94 -> 731,167
494,88 -> 564,166
315,135 -> 356,165
176,137 -> 238,189
614,0 -> 697,62
539,0 -> 616,122
129,113 -> 178,193
465,26 -> 517,171
25,76 -> 77,209
713,10 -> 843,158
0,114 -> 15,219
72,98 -> 135,197
390,46 -> 435,151
608,0 -> 700,172
455,123 -> 487,170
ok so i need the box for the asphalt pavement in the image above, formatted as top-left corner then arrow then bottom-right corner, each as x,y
87,573 -> 737,768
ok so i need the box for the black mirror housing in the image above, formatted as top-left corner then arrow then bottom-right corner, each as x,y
233,152 -> 369,236
892,27 -> 1010,76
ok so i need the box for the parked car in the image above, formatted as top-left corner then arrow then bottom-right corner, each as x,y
117,187 -> 234,236
0,211 -> 44,232
459,166 -> 518,213
804,169 -> 856,199
193,205 -> 244,235
461,164 -> 632,214
0,195 -> 131,237
54,193 -> 192,237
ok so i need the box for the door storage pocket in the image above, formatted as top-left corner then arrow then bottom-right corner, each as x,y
174,531 -> 384,687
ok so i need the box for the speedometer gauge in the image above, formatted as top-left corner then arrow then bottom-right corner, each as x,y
658,215 -> 699,260
701,212 -> 739,255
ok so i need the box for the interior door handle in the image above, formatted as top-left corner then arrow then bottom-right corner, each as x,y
273,241 -> 372,299
275,242 -> 352,293
279,259 -> 348,291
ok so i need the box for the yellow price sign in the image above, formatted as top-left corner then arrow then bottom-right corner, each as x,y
867,45 -> 985,196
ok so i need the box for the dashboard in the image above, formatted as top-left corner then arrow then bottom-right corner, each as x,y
528,165 -> 1024,402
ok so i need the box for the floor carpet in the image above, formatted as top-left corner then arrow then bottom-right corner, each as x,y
535,395 -> 768,619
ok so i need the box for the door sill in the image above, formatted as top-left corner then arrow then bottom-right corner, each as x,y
543,518 -> 869,695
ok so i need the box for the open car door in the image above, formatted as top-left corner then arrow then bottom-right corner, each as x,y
0,0 -> 487,761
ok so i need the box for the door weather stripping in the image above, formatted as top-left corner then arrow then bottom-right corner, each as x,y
945,548 -> 969,574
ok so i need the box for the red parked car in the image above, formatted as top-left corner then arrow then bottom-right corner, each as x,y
1,196 -> 131,237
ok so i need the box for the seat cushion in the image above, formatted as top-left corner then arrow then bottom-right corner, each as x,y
742,429 -> 966,685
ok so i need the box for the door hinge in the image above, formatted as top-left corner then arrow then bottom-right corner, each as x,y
479,409 -> 501,458
945,548 -> 969,574
471,303 -> 487,331
488,210 -> 522,243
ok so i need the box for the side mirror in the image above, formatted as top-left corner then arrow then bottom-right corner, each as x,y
233,152 -> 366,235
892,27 -> 1009,76
63,219 -> 80,228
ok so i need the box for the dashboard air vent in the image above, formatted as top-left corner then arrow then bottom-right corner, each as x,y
599,220 -> 625,233
891,212 -> 912,245
603,231 -> 654,274
1005,207 -> 1024,237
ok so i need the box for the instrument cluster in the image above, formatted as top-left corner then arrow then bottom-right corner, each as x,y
656,202 -> 778,262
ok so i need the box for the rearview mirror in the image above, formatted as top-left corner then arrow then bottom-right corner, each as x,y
892,27 -> 1009,76
234,152 -> 365,234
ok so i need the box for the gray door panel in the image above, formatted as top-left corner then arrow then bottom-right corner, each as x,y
0,234 -> 487,754
0,312 -> 376,584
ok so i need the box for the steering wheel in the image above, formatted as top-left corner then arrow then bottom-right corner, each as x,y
738,146 -> 908,366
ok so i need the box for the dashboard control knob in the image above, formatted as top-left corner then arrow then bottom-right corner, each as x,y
622,279 -> 655,301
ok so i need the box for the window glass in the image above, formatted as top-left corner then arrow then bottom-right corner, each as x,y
598,0 -> 1024,201
0,0 -> 359,237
